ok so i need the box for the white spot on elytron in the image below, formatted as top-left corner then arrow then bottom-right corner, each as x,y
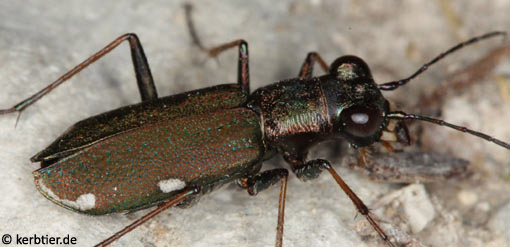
73,194 -> 96,211
158,178 -> 186,193
37,179 -> 96,211
351,113 -> 369,124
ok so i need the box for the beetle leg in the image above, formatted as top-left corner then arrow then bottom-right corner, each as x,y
318,160 -> 395,247
206,40 -> 250,94
380,141 -> 395,153
238,168 -> 289,196
298,52 -> 329,79
287,157 -> 396,247
283,151 -> 322,181
358,147 -> 368,166
0,33 -> 156,117
238,168 -> 289,247
95,187 -> 200,247
184,3 -> 250,94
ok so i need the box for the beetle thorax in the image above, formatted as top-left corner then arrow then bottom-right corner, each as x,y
249,78 -> 334,152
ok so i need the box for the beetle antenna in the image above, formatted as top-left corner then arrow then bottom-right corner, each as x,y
378,31 -> 507,91
387,111 -> 510,149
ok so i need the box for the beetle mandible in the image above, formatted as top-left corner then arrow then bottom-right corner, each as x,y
1,6 -> 509,247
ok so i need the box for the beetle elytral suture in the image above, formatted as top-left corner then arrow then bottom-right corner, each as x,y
1,4 -> 509,247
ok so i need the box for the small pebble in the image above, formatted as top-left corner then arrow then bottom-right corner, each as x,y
457,190 -> 478,206
399,184 -> 436,233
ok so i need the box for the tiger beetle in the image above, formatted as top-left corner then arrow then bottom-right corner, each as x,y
1,5 -> 509,246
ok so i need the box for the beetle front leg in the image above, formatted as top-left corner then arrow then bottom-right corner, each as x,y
285,155 -> 396,247
0,33 -> 156,117
238,168 -> 289,247
298,52 -> 329,79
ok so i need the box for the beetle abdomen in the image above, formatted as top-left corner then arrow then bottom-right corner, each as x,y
33,107 -> 263,215
32,84 -> 248,162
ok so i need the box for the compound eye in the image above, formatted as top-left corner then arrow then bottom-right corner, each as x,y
340,105 -> 383,137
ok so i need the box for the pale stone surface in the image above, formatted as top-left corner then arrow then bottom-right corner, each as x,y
457,189 -> 478,207
400,184 -> 436,233
0,1 -> 509,247
488,202 -> 510,244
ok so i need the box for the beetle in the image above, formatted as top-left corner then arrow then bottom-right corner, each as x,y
1,10 -> 509,246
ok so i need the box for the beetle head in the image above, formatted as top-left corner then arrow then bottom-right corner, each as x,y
324,56 -> 409,148
325,32 -> 510,151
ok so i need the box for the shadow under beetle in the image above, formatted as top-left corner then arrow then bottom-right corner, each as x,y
1,11 -> 509,246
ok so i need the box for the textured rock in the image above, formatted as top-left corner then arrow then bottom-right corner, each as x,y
399,184 -> 436,233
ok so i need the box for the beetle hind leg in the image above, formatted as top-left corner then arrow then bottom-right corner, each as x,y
95,187 -> 200,247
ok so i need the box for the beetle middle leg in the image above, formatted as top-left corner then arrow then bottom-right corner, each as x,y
0,33 -> 156,118
184,3 -> 250,94
238,168 -> 289,247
